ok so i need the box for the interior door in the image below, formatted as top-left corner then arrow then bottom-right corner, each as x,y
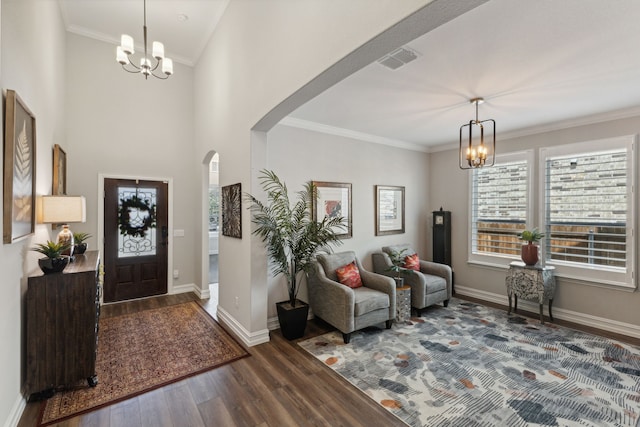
104,178 -> 168,302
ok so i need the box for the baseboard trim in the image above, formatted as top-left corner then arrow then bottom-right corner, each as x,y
455,285 -> 640,339
170,283 -> 210,299
3,393 -> 26,427
217,306 -> 270,347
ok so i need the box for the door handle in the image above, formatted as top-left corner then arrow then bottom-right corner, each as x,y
161,226 -> 168,246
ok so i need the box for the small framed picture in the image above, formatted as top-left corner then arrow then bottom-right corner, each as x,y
375,185 -> 405,236
312,181 -> 352,239
52,144 -> 67,195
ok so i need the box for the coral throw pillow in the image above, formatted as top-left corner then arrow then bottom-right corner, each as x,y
403,253 -> 420,271
336,261 -> 363,288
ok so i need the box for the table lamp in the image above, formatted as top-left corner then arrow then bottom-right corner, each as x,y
40,195 -> 86,258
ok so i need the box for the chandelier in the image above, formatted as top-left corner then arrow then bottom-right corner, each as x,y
116,0 -> 173,79
459,97 -> 495,169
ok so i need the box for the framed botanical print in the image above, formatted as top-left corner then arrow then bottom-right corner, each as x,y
312,181 -> 352,239
52,144 -> 67,195
222,183 -> 242,238
3,90 -> 36,244
375,185 -> 405,236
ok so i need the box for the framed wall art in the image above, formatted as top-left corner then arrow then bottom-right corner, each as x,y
222,183 -> 242,238
52,144 -> 67,195
375,185 -> 405,236
312,181 -> 352,239
3,90 -> 37,244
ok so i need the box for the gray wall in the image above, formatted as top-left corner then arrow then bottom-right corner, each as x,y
430,115 -> 640,332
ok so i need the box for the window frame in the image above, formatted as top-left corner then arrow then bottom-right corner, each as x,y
468,150 -> 534,268
538,135 -> 636,289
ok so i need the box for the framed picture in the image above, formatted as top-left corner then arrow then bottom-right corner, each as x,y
312,181 -> 352,239
52,144 -> 67,195
222,183 -> 242,238
3,90 -> 36,244
375,185 -> 405,236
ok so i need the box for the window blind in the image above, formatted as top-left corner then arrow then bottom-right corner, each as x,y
544,149 -> 627,268
472,160 -> 529,256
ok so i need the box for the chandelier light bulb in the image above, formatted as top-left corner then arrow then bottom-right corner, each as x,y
152,41 -> 164,60
121,34 -> 134,55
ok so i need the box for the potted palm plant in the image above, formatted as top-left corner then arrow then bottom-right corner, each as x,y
31,240 -> 71,274
247,170 -> 346,340
518,227 -> 544,266
73,232 -> 92,255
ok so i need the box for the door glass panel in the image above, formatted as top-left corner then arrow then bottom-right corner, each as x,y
117,186 -> 157,258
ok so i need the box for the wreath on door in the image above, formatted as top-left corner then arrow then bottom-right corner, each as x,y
118,195 -> 157,238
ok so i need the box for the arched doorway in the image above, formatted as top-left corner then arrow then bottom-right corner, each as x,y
203,151 -> 220,310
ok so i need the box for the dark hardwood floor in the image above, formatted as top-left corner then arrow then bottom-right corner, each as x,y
18,293 -> 639,426
17,292 -> 406,427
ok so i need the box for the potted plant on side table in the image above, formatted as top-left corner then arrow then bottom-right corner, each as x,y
386,248 -> 408,287
518,228 -> 544,266
246,170 -> 346,340
31,241 -> 71,274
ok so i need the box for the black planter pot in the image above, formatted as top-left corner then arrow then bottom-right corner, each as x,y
38,257 -> 69,274
276,299 -> 309,340
74,243 -> 87,255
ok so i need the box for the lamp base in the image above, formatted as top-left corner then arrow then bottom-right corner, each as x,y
57,225 -> 75,258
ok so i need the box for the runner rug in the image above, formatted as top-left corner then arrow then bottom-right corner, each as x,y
299,299 -> 640,426
39,301 -> 248,426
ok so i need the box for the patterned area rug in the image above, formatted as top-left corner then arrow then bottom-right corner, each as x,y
39,301 -> 248,426
299,299 -> 640,426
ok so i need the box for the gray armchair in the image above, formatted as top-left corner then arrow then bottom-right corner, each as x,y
372,244 -> 451,316
308,251 -> 396,343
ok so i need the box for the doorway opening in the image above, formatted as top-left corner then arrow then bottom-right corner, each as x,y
208,153 -> 220,307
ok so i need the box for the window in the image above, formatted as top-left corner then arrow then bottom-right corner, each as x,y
469,151 -> 533,266
540,136 -> 635,288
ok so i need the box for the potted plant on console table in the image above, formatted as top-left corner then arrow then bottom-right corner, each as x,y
31,240 -> 71,274
518,227 -> 544,266
246,170 -> 346,340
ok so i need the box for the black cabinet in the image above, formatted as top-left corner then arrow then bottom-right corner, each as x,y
25,251 -> 100,397
433,209 -> 453,293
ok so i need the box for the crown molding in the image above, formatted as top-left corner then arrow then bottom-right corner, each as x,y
279,117 -> 430,153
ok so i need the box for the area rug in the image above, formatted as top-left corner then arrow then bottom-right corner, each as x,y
299,299 -> 640,426
39,301 -> 248,426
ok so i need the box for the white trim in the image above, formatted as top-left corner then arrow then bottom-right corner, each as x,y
455,285 -> 640,339
170,282 -> 211,299
3,394 -> 26,427
279,117 -> 430,153
538,135 -> 636,289
217,306 -> 270,347
97,173 -> 174,302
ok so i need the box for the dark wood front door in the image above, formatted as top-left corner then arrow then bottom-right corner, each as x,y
104,178 -> 168,302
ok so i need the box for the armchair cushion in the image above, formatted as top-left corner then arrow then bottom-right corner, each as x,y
403,253 -> 420,270
353,287 -> 389,316
336,261 -> 363,288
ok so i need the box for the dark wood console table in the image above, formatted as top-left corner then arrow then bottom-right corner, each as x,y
26,251 -> 100,397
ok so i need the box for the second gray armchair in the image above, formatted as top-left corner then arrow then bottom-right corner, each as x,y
372,244 -> 452,316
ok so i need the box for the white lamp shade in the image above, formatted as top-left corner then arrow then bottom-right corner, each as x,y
121,34 -> 134,55
162,57 -> 173,75
116,46 -> 128,64
40,196 -> 86,224
152,41 -> 164,59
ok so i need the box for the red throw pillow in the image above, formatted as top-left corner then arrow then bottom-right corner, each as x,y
403,253 -> 420,271
336,261 -> 363,288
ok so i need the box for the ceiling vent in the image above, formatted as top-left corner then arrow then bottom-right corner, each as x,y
377,47 -> 419,70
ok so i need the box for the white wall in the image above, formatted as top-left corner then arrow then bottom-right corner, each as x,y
192,0 -> 479,345
0,0 -> 67,424
264,124 -> 430,318
64,34 -> 198,290
429,115 -> 640,331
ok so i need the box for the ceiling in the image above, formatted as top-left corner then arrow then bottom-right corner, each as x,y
57,0 -> 230,66
57,0 -> 640,151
